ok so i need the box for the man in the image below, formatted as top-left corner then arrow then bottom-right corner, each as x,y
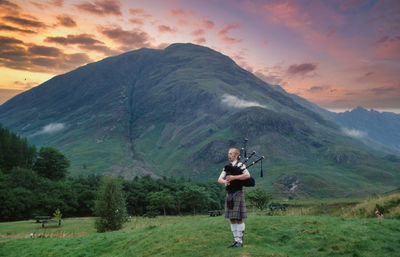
218,148 -> 250,248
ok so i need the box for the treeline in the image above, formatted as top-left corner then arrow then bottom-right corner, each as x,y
0,125 -> 224,221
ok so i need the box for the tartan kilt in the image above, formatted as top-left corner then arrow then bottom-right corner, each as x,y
225,190 -> 247,219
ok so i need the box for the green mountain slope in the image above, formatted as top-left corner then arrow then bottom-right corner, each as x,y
0,43 -> 399,197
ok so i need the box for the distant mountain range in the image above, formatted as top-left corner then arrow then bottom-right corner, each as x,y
0,43 -> 398,198
271,85 -> 400,152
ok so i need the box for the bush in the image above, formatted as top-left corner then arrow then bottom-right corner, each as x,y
94,176 -> 128,232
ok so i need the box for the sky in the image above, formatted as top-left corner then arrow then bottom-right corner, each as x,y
0,0 -> 399,113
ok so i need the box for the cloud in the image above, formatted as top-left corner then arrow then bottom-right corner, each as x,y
56,14 -> 76,27
48,0 -> 64,7
0,0 -> 20,10
158,25 -> 177,33
129,8 -> 152,18
75,0 -> 121,16
370,86 -> 397,95
45,34 -> 102,45
287,63 -> 317,76
191,29 -> 205,36
194,37 -> 206,44
306,86 -> 327,93
99,26 -> 150,48
2,15 -> 46,28
342,127 -> 367,139
32,123 -> 66,136
129,18 -> 144,26
221,94 -> 268,109
28,45 -> 62,56
203,20 -> 214,29
217,24 -> 242,44
0,24 -> 35,33
45,34 -> 118,55
169,8 -> 185,16
0,36 -> 92,73
128,8 -> 151,25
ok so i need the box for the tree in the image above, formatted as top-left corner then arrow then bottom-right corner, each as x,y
94,176 -> 127,232
246,187 -> 270,210
34,147 -> 69,180
149,189 -> 174,216
178,184 -> 209,214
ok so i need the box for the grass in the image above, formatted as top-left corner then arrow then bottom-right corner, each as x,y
1,214 -> 399,257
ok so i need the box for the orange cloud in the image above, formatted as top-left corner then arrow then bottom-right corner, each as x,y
75,0 -> 121,16
56,14 -> 77,27
191,29 -> 204,36
169,8 -> 185,16
0,24 -> 35,33
262,1 -> 312,29
129,8 -> 152,18
0,36 -> 92,73
203,20 -> 214,29
158,25 -> 177,33
99,26 -> 150,48
217,23 -> 242,44
194,37 -> 206,44
2,15 -> 47,28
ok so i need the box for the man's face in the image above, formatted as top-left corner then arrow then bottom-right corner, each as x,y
228,150 -> 238,162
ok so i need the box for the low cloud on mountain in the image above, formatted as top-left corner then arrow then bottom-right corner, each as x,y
221,94 -> 268,109
341,127 -> 367,139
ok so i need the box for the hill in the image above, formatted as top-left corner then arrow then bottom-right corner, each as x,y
0,43 -> 399,198
329,107 -> 400,151
0,215 -> 399,257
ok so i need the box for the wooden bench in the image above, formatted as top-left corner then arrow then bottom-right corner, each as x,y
34,216 -> 61,228
268,203 -> 287,211
208,210 -> 222,216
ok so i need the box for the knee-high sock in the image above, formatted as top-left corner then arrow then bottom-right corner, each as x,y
237,223 -> 245,243
231,224 -> 239,242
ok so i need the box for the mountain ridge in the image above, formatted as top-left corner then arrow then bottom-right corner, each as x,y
1,43 -> 398,198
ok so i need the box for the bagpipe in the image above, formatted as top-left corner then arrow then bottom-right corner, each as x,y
224,138 -> 265,188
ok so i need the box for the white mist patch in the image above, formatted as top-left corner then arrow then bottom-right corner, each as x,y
221,94 -> 267,109
342,128 -> 367,139
33,123 -> 66,136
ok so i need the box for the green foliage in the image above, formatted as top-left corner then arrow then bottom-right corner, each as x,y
94,176 -> 128,232
246,187 -> 270,210
33,146 -> 70,180
53,208 -> 62,220
178,184 -> 210,214
0,125 -> 36,172
149,189 -> 174,216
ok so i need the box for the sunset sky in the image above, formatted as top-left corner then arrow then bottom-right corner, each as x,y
0,0 -> 399,112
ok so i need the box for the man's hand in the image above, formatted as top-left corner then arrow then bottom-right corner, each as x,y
226,175 -> 234,182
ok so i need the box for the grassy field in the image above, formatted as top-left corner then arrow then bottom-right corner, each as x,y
1,214 -> 399,257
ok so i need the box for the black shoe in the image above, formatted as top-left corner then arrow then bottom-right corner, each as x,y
227,241 -> 237,248
233,242 -> 243,248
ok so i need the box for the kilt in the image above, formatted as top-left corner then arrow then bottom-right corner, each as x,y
225,190 -> 247,219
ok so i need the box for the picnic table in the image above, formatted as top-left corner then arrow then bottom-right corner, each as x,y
34,216 -> 61,228
208,210 -> 222,216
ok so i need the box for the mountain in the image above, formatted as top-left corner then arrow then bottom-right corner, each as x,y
0,43 -> 399,198
270,86 -> 400,153
329,107 -> 400,151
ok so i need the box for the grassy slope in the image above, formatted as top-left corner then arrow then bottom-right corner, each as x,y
1,215 -> 399,257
